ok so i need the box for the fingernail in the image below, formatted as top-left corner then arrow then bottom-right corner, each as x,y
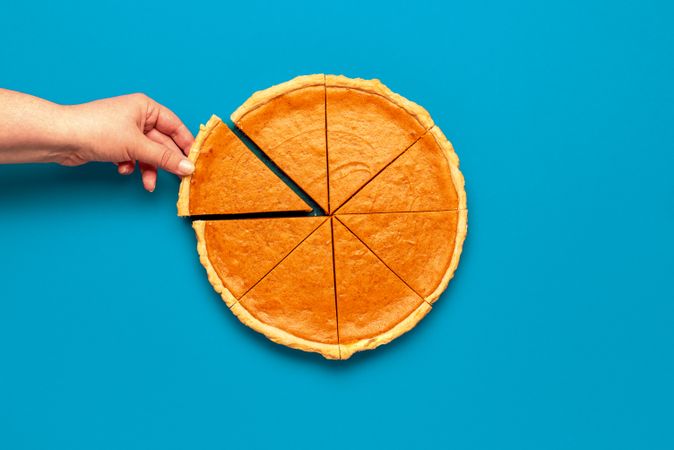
178,159 -> 195,175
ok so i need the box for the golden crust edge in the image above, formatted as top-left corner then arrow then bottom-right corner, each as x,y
231,74 -> 435,131
339,301 -> 432,360
425,208 -> 468,304
177,115 -> 223,217
423,126 -> 467,304
326,74 -> 434,130
230,302 -> 340,360
430,125 -> 467,210
192,220 -> 238,308
230,74 -> 325,123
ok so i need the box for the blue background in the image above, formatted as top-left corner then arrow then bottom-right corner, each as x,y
1,1 -> 673,448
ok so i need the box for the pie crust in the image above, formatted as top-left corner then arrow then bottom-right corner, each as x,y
193,220 -> 238,308
339,302 -> 431,359
231,74 -> 324,123
182,74 -> 467,360
426,128 -> 468,304
428,208 -> 467,304
177,117 -> 218,217
325,75 -> 434,130
230,302 -> 340,360
430,125 -> 467,211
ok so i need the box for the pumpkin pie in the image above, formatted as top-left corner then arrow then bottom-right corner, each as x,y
326,75 -> 434,212
177,115 -> 311,216
231,75 -> 329,212
337,127 -> 466,213
180,75 -> 467,360
231,219 -> 339,359
336,211 -> 467,303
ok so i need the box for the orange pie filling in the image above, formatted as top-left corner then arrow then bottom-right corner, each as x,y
177,75 -> 467,359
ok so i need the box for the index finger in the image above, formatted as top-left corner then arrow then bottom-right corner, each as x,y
152,101 -> 195,155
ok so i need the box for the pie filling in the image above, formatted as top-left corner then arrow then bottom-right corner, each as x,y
179,75 -> 466,359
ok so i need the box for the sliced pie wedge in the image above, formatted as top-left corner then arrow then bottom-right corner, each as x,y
193,217 -> 325,306
231,219 -> 339,359
332,218 -> 430,359
326,75 -> 434,212
338,127 -> 466,213
231,75 -> 329,212
177,115 -> 311,216
337,211 -> 467,304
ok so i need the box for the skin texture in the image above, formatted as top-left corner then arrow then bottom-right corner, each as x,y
235,220 -> 339,353
337,211 -> 460,299
201,217 -> 325,299
326,83 -> 428,211
332,218 -> 425,346
186,117 -> 311,215
0,89 -> 194,192
338,130 -> 459,213
233,77 -> 329,212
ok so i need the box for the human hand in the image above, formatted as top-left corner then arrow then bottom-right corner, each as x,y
62,93 -> 195,192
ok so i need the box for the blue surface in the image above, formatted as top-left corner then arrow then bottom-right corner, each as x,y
1,1 -> 673,449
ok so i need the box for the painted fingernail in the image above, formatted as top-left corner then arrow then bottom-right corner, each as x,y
178,159 -> 195,175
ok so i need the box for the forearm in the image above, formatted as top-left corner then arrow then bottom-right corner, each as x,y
0,89 -> 194,189
0,89 -> 78,164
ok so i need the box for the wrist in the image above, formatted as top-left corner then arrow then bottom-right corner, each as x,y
47,104 -> 91,165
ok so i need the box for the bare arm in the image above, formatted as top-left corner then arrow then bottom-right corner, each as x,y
0,89 -> 195,191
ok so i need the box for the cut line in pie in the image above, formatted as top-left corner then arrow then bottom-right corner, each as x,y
232,75 -> 330,213
326,75 -> 435,212
177,115 -> 311,216
337,127 -> 466,214
177,74 -> 467,360
336,211 -> 467,303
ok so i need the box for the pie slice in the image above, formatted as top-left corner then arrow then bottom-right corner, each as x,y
337,211 -> 467,304
193,217 -> 325,306
326,75 -> 434,212
231,75 -> 329,212
177,115 -> 311,216
332,218 -> 430,359
338,127 -> 466,213
231,219 -> 339,359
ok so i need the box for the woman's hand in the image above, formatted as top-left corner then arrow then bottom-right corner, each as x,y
0,89 -> 195,192
63,93 -> 195,192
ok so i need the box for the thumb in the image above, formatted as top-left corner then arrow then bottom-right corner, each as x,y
131,135 -> 194,176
